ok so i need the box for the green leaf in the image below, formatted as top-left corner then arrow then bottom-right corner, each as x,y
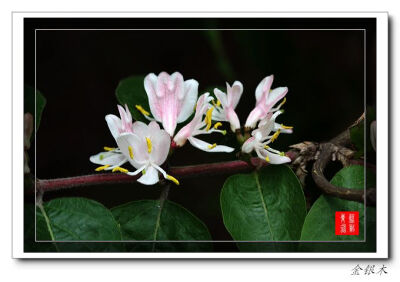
112,200 -> 213,251
24,204 -> 57,252
220,165 -> 307,251
350,108 -> 376,158
299,165 -> 376,252
36,197 -> 123,251
24,85 -> 46,132
115,75 -> 150,123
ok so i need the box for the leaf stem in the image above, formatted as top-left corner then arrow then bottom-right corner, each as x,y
152,183 -> 170,251
37,201 -> 60,251
37,203 -> 56,241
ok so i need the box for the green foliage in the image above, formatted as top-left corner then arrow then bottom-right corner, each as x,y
115,75 -> 151,123
24,85 -> 46,132
112,200 -> 213,251
220,165 -> 307,251
300,165 -> 376,252
350,108 -> 376,158
24,204 -> 56,252
36,197 -> 123,251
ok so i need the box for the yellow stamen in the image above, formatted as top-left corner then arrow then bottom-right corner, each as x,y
270,129 -> 281,143
112,167 -> 128,173
205,107 -> 214,131
264,145 -> 270,149
280,124 -> 293,129
128,146 -> 134,159
135,105 -> 150,116
95,164 -> 110,171
265,155 -> 270,162
212,99 -> 221,107
146,137 -> 152,153
279,152 -> 286,156
166,175 -> 180,185
213,122 -> 222,129
208,143 -> 217,149
104,147 -> 116,151
278,97 -> 287,107
221,130 -> 227,135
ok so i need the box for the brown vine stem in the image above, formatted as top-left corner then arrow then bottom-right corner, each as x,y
35,155 -> 298,194
312,143 -> 376,206
310,113 -> 376,206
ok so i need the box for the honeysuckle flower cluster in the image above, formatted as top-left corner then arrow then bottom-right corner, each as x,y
90,71 -> 293,186
242,111 -> 292,164
173,92 -> 234,153
240,74 -> 293,164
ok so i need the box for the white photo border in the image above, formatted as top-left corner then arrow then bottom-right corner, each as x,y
12,12 -> 388,259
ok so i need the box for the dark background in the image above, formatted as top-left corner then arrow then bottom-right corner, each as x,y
24,18 -> 376,250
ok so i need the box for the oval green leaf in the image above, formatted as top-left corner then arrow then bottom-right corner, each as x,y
220,165 -> 307,249
36,197 -> 123,251
299,165 -> 376,252
111,200 -> 213,251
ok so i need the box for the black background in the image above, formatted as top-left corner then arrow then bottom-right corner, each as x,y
24,17 -> 376,251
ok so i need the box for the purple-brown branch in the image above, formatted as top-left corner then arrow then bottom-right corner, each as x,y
35,153 -> 297,193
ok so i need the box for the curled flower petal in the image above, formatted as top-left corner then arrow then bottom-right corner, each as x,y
255,75 -> 274,102
257,148 -> 291,164
273,123 -> 293,134
177,79 -> 199,123
105,114 -> 122,140
137,166 -> 159,185
245,75 -> 288,128
227,81 -> 243,110
188,137 -> 234,153
90,151 -> 128,167
242,136 -> 256,154
105,104 -> 134,139
212,81 -> 243,131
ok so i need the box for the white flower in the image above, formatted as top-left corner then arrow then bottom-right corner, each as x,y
116,121 -> 178,185
173,93 -> 234,153
136,71 -> 198,137
242,111 -> 292,164
105,104 -> 134,139
212,81 -> 243,132
245,75 -> 288,128
90,105 -> 179,186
